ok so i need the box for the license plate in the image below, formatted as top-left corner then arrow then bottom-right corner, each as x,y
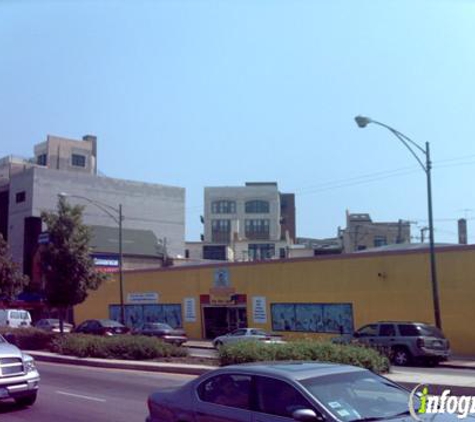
0,388 -> 9,398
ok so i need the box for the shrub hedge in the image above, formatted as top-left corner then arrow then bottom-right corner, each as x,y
217,340 -> 390,373
0,327 -> 56,350
50,334 -> 188,360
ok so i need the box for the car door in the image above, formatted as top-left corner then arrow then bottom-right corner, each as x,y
195,373 -> 252,422
227,329 -> 248,344
252,376 -> 322,422
377,323 -> 397,349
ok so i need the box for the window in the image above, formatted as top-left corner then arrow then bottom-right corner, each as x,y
248,243 -> 275,260
197,374 -> 251,410
379,324 -> 396,337
356,324 -> 378,337
211,219 -> 231,242
271,303 -> 354,334
280,247 -> 286,258
374,236 -> 387,247
15,191 -> 26,203
256,376 -> 312,418
245,200 -> 270,213
245,219 -> 270,240
71,154 -> 86,167
211,200 -> 236,214
398,324 -> 421,337
37,154 -> 47,166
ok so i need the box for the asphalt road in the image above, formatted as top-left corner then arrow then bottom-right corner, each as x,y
1,360 -> 474,421
0,362 -> 194,422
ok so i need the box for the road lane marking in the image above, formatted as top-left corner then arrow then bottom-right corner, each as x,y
56,391 -> 107,402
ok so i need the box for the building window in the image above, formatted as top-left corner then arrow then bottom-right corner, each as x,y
249,243 -> 275,260
71,154 -> 86,167
211,200 -> 236,214
15,191 -> 26,203
37,154 -> 47,166
211,219 -> 231,242
271,303 -> 354,334
374,236 -> 387,247
245,200 -> 270,213
245,219 -> 270,240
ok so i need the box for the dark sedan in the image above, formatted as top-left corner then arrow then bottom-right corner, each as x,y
74,319 -> 130,336
146,361 -> 459,422
133,323 -> 187,346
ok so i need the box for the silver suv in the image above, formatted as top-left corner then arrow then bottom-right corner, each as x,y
350,321 -> 451,366
0,334 -> 40,406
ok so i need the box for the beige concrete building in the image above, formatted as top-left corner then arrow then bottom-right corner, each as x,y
340,211 -> 411,253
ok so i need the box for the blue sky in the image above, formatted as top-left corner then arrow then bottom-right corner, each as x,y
1,0 -> 475,243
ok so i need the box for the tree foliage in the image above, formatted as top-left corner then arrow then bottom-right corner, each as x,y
40,197 -> 107,311
0,234 -> 29,301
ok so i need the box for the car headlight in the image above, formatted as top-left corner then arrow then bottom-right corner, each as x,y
23,356 -> 37,373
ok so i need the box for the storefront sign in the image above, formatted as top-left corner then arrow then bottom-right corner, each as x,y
252,296 -> 267,324
184,298 -> 196,322
127,292 -> 159,304
209,287 -> 236,305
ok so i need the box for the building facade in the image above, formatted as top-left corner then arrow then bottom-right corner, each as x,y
76,244 -> 475,355
339,211 -> 411,253
197,182 -> 295,261
0,134 -> 185,275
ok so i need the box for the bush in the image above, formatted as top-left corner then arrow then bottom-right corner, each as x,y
0,327 -> 56,350
218,340 -> 390,373
50,334 -> 188,360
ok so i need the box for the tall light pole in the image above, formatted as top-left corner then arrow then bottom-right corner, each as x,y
58,193 -> 125,325
354,116 -> 442,329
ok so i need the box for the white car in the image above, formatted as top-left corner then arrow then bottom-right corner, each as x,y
212,328 -> 285,348
0,334 -> 39,406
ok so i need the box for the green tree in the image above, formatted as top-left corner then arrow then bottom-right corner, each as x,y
0,234 -> 29,301
41,197 -> 107,332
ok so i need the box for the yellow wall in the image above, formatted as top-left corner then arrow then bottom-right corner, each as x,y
75,246 -> 475,355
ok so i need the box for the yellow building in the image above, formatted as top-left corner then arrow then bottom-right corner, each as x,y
75,245 -> 475,355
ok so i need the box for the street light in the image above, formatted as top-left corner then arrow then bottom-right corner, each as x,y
354,116 -> 442,329
58,193 -> 125,325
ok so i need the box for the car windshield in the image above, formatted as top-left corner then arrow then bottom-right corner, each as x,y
416,325 -> 445,338
300,371 -> 417,421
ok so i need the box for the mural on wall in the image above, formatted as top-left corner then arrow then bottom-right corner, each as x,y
109,304 -> 183,328
271,303 -> 354,334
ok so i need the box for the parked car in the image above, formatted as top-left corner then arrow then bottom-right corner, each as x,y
0,309 -> 32,328
333,321 -> 450,366
74,319 -> 130,336
0,333 -> 39,406
146,361 -> 433,422
133,323 -> 187,346
35,318 -> 73,333
212,328 -> 285,348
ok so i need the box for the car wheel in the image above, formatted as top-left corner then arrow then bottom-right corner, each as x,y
15,392 -> 37,407
392,347 -> 411,366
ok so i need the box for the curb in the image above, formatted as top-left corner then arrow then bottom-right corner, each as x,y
28,351 -> 215,376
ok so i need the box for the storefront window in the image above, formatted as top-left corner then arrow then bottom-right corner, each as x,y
271,303 -> 353,334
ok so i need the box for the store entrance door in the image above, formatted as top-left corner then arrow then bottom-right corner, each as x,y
203,306 -> 247,339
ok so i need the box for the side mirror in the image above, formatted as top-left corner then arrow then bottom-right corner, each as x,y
292,409 -> 322,422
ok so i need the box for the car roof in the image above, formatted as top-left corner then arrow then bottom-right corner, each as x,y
376,321 -> 432,325
220,361 -> 365,381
